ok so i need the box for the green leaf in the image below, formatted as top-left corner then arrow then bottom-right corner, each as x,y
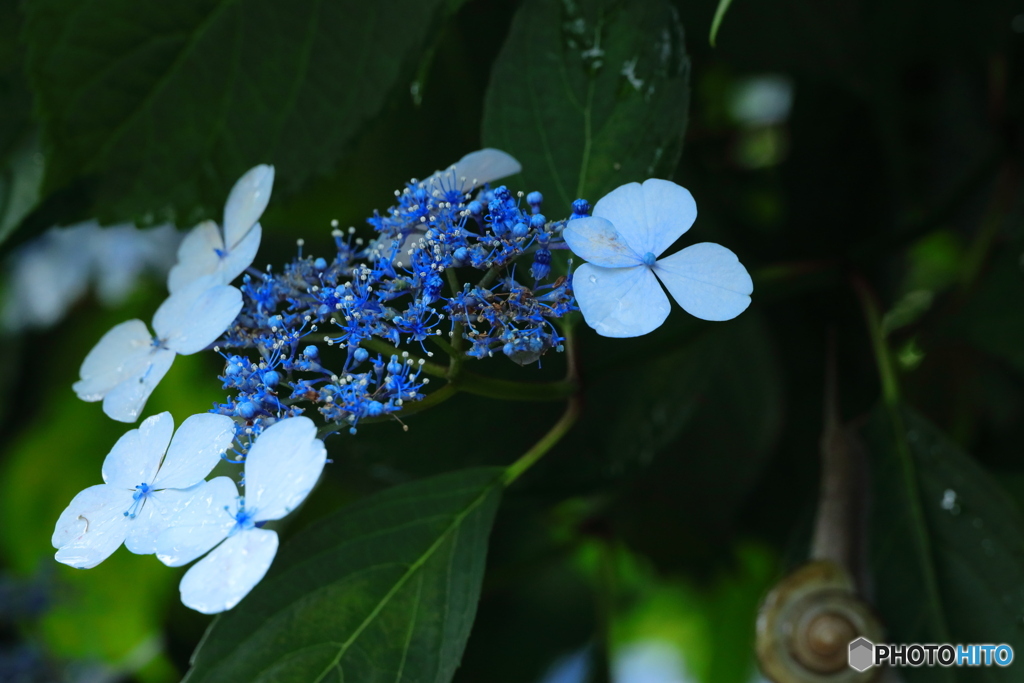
23,0 -> 453,222
0,0 -> 42,246
865,405 -> 1024,681
0,132 -> 45,246
708,0 -> 734,47
482,0 -> 690,211
184,467 -> 505,683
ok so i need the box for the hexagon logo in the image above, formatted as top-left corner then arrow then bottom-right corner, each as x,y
849,637 -> 875,672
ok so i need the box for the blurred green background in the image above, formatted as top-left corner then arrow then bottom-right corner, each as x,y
1,0 -> 1024,681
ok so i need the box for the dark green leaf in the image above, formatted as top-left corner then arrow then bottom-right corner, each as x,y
482,0 -> 690,211
0,0 -> 41,246
0,133 -> 45,246
23,0 -> 453,222
184,467 -> 505,683
865,405 -> 1024,682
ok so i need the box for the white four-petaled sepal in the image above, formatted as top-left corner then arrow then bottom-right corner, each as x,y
73,275 -> 242,422
167,165 -> 274,293
565,178 -> 752,337
51,412 -> 236,567
154,416 -> 327,613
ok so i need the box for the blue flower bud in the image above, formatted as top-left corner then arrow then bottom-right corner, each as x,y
387,355 -> 403,374
237,401 -> 258,419
314,257 -> 327,270
494,186 -> 513,204
354,347 -> 369,363
571,198 -> 591,218
530,214 -> 547,229
263,370 -> 280,387
531,248 -> 552,281
303,345 -> 320,360
267,315 -> 283,329
367,400 -> 384,417
527,191 -> 543,210
468,200 -> 483,217
453,247 -> 468,263
512,222 -> 529,238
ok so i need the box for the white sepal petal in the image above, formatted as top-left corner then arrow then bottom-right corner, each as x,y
426,148 -> 521,196
178,527 -> 278,614
153,413 -> 236,489
572,263 -> 670,338
167,221 -> 224,294
223,165 -> 274,249
153,276 -> 242,355
154,477 -> 238,567
52,484 -> 132,568
592,179 -> 697,258
216,223 -> 262,285
562,216 -> 642,267
102,412 -> 174,488
101,348 -> 176,423
654,242 -> 753,321
243,417 -> 326,521
639,179 -> 697,257
72,319 -> 153,401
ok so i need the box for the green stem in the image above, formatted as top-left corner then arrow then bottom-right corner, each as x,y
503,396 -> 581,485
427,333 -> 459,361
454,372 -> 578,402
449,321 -> 465,358
852,274 -> 952,644
502,317 -> 581,485
445,267 -> 461,297
851,276 -> 899,406
478,267 -> 500,289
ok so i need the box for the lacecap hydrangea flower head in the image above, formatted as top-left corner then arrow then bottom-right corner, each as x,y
54,155 -> 754,616
564,178 -> 753,337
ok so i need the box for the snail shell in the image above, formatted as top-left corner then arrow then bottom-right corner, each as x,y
756,561 -> 884,683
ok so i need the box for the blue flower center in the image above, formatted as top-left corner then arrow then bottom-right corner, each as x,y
214,247 -> 228,259
230,498 -> 258,534
641,252 -> 657,266
124,483 -> 152,519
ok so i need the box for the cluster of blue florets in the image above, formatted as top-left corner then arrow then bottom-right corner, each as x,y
210,176 -> 583,438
